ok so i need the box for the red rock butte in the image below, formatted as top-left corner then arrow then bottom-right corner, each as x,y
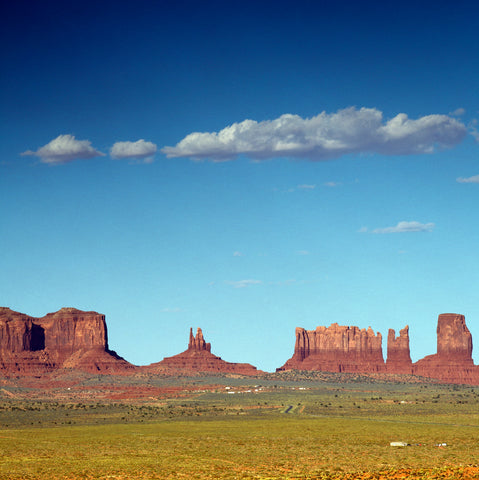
1,307 -> 479,384
279,324 -> 385,373
0,307 -> 134,375
144,327 -> 261,375
278,313 -> 479,385
413,313 -> 476,384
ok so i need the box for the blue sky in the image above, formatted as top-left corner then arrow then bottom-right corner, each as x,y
1,1 -> 478,372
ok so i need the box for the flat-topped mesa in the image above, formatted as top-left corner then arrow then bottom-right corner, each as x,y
40,308 -> 108,355
188,327 -> 211,353
145,327 -> 261,375
386,326 -> 413,374
0,307 -> 134,375
278,323 -> 385,373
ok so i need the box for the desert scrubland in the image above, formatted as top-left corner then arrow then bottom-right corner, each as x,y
0,372 -> 478,479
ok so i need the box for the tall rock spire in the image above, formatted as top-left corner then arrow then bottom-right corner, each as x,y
386,326 -> 412,373
187,327 -> 211,352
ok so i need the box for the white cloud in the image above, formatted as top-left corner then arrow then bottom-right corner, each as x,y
110,139 -> 157,162
371,221 -> 435,234
226,279 -> 262,288
457,174 -> 479,184
449,107 -> 466,116
468,119 -> 479,142
233,251 -> 243,257
296,250 -> 310,255
298,184 -> 316,189
323,181 -> 342,187
21,134 -> 104,165
162,107 -> 467,162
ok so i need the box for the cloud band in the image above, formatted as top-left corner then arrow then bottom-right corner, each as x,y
162,107 -> 467,162
368,221 -> 435,234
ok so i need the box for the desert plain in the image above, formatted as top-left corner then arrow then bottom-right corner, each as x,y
1,370 -> 478,480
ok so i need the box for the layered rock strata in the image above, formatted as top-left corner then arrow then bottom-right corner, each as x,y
413,314 -> 477,384
278,323 -> 385,373
145,327 -> 261,375
386,326 -> 413,374
2,306 -> 479,385
0,307 -> 134,375
279,314 -> 479,385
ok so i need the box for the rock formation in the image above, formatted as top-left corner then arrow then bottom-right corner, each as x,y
279,314 -> 479,385
436,313 -> 473,360
3,305 -> 479,385
0,307 -> 134,375
278,323 -> 385,373
413,314 -> 477,384
386,326 -> 413,374
145,327 -> 261,375
188,327 -> 211,352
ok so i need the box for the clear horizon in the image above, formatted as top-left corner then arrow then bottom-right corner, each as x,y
2,1 -> 478,372
1,305 -> 473,373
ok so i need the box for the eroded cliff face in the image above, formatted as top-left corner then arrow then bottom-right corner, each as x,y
278,323 -> 385,373
40,308 -> 107,351
414,314 -> 477,384
386,326 -> 413,374
3,306 -> 479,384
0,307 -> 134,375
0,309 -> 38,353
279,314 -> 479,385
436,314 -> 473,360
145,327 -> 261,375
188,327 -> 211,353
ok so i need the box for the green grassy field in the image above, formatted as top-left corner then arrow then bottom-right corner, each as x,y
0,374 -> 478,479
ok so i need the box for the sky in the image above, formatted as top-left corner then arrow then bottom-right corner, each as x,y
1,0 -> 478,372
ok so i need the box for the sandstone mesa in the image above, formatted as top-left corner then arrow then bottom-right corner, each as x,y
1,307 -> 479,384
0,307 -> 134,374
278,313 -> 479,384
